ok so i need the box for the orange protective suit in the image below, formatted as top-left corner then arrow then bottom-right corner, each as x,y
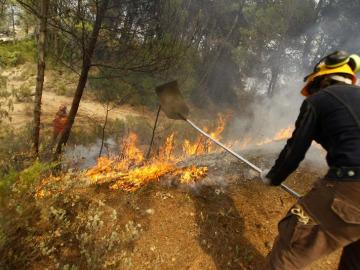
53,106 -> 68,139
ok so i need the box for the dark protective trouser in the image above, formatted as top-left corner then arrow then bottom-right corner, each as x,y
264,179 -> 360,270
339,240 -> 360,269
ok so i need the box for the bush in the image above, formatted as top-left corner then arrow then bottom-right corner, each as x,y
0,166 -> 143,269
0,76 -> 13,123
54,81 -> 74,97
55,83 -> 67,96
0,161 -> 56,203
0,124 -> 32,174
105,118 -> 126,141
0,50 -> 22,66
0,169 -> 17,199
0,39 -> 35,67
67,123 -> 102,146
12,84 -> 33,102
0,161 -> 58,269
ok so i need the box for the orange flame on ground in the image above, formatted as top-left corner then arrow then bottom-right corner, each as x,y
182,114 -> 227,156
236,126 -> 294,149
109,162 -> 175,192
274,126 -> 293,141
82,115 -> 229,193
177,166 -> 208,184
36,117 -> 298,197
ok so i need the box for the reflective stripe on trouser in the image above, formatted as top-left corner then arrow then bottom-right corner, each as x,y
263,180 -> 360,270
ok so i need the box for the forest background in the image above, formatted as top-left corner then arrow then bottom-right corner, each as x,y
0,1 -> 359,268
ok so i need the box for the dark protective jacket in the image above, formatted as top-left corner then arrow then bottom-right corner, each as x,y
267,83 -> 360,185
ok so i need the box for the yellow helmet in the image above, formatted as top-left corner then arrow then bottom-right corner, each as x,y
301,51 -> 359,96
349,54 -> 360,73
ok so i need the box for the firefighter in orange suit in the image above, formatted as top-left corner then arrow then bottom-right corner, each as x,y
52,104 -> 68,143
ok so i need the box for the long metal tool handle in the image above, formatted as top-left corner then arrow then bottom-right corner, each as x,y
185,119 -> 301,199
146,105 -> 161,159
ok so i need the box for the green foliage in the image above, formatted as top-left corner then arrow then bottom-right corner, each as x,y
18,161 -> 55,186
54,82 -> 74,97
67,123 -> 102,146
0,75 -> 13,122
0,224 -> 5,251
0,160 -> 57,200
0,124 -> 32,174
88,73 -> 133,104
56,84 -> 67,95
0,169 -> 17,198
108,118 -> 126,140
0,49 -> 21,66
12,83 -> 33,102
0,39 -> 35,67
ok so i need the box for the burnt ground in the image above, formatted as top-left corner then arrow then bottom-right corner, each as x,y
1,147 -> 342,270
120,149 -> 340,270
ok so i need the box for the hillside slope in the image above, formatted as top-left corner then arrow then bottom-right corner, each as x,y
0,150 -> 340,270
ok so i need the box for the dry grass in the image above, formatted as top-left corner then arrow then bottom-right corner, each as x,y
0,151 -> 340,270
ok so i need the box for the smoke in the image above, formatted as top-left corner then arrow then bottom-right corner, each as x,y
224,4 -> 360,168
64,138 -> 117,169
227,77 -> 327,168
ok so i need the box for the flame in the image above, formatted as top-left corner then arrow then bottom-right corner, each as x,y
182,114 -> 227,156
86,156 -> 114,176
120,132 -> 143,165
86,132 -> 144,179
110,162 -> 176,192
84,116 -> 230,192
236,126 -> 294,149
36,116 -> 299,197
210,114 -> 226,140
274,126 -> 293,141
177,166 -> 208,184
159,133 -> 175,161
37,115 -> 230,196
182,137 -> 205,156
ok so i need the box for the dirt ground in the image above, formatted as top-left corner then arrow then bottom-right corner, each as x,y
1,64 -> 147,128
23,151 -> 340,270
105,153 -> 341,270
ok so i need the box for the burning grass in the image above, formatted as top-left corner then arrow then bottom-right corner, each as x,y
79,115 -> 230,192
36,116 -> 294,197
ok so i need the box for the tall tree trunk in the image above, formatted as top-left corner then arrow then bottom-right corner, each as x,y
302,0 -> 325,70
33,0 -> 49,156
11,5 -> 15,43
54,0 -> 110,159
267,67 -> 279,97
267,53 -> 280,97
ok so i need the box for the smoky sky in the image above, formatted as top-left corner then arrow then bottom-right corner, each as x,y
224,1 -> 359,167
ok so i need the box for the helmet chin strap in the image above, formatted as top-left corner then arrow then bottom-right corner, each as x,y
328,75 -> 353,85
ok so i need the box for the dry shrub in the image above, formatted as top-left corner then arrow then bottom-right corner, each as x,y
0,166 -> 143,269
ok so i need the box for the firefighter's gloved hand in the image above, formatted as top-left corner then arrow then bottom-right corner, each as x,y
260,169 -> 271,185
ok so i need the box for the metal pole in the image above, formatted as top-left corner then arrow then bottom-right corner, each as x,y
146,105 -> 161,159
185,119 -> 301,199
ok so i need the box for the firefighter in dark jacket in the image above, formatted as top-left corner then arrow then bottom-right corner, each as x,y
262,51 -> 360,270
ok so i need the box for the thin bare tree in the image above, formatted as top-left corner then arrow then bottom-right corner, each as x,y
54,0 -> 110,159
32,0 -> 49,156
